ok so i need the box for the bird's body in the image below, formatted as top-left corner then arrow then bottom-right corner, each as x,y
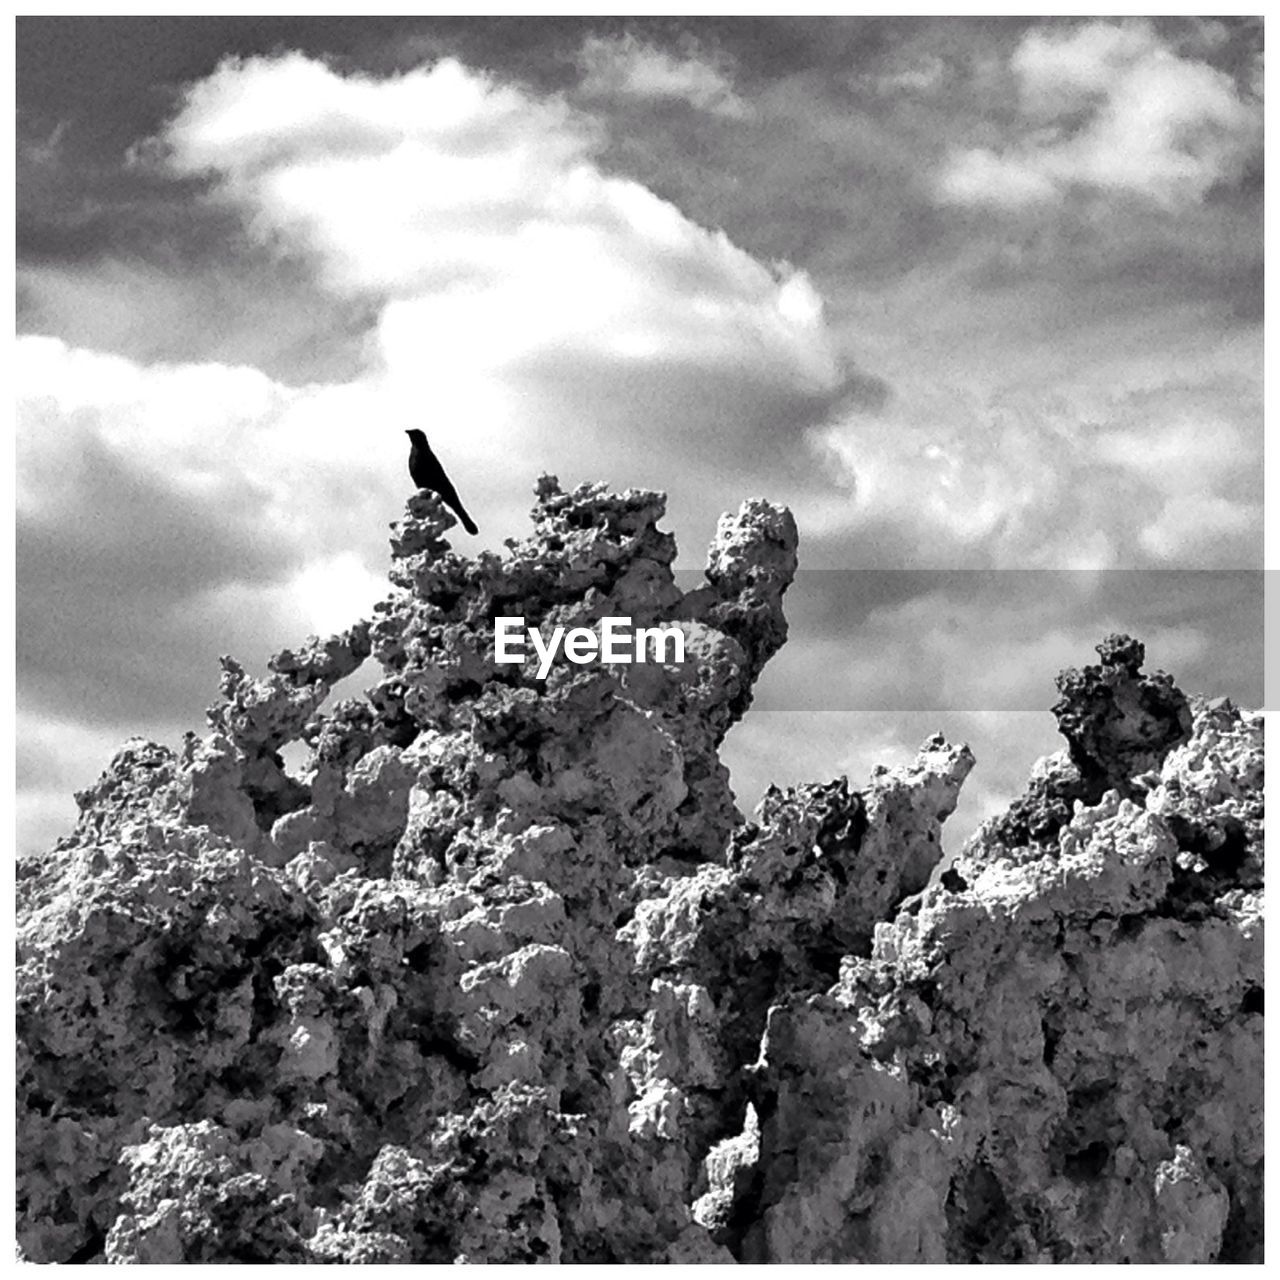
405,429 -> 478,535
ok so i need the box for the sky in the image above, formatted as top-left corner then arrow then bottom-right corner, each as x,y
15,15 -> 1265,856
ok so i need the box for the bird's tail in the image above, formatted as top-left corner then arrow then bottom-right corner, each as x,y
459,508 -> 479,536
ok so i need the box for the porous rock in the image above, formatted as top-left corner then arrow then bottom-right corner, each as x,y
16,480 -> 1262,1263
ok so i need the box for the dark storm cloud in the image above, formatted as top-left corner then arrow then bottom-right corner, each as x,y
18,257 -> 377,386
17,429 -> 299,724
15,18 -> 438,382
17,97 -> 377,386
950,196 -> 1262,330
752,569 -> 1263,714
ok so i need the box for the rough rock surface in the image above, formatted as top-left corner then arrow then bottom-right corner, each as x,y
17,482 -> 1262,1263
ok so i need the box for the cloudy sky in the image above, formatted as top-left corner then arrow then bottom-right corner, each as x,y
16,15 -> 1264,855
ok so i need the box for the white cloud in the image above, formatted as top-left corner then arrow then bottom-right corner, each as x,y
1011,20 -> 1156,118
16,337 -> 285,506
873,54 -> 949,96
103,49 -> 854,575
1138,494 -> 1258,561
812,370 -> 1260,571
1093,412 -> 1253,498
156,53 -> 840,459
938,20 -> 1259,208
14,335 -> 404,563
279,553 -> 390,637
814,398 -> 1116,568
934,147 -> 1059,209
577,32 -> 750,118
163,55 -> 599,298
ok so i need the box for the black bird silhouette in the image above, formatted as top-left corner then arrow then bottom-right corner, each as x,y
405,429 -> 478,535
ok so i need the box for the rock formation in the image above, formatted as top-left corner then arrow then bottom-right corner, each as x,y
16,480 -> 1263,1263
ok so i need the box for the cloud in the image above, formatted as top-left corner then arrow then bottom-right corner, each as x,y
751,568 -> 1249,714
150,51 -> 849,517
21,118 -> 68,167
577,32 -> 750,118
812,393 -> 1129,570
14,334 -> 386,553
938,20 -> 1260,208
15,335 -> 396,730
872,53 -> 949,96
17,256 -> 374,385
154,52 -> 844,406
1136,494 -> 1257,563
809,355 -> 1261,572
159,54 -> 770,311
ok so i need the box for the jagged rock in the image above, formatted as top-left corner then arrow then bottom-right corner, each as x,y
15,474 -> 1262,1264
734,651 -> 1262,1263
1053,634 -> 1193,794
105,1121 -> 316,1262
977,633 -> 1195,857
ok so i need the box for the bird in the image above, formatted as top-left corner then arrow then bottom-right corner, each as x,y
405,429 -> 478,535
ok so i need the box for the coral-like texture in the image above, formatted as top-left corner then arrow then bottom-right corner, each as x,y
17,482 -> 1262,1263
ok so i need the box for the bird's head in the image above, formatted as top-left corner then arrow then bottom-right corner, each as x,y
405,428 -> 427,442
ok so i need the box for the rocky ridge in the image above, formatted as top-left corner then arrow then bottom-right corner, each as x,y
16,480 -> 1263,1262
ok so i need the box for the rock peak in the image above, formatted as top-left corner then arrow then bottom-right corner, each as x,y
17,483 -> 1262,1263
